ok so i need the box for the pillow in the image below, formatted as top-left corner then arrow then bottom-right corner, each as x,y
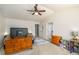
51,35 -> 61,45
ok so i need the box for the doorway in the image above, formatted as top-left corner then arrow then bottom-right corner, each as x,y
35,24 -> 39,37
48,22 -> 53,39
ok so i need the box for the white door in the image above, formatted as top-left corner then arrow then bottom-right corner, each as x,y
48,23 -> 53,40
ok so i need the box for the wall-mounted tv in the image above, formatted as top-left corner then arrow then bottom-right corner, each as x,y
10,28 -> 28,38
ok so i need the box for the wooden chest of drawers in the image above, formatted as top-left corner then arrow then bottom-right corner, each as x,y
4,36 -> 32,54
51,35 -> 61,45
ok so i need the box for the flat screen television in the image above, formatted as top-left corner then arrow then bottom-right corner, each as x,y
10,28 -> 28,38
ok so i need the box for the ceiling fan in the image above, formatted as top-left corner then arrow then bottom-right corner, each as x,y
27,4 -> 46,15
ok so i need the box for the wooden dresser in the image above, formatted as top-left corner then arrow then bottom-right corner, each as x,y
51,35 -> 61,45
4,36 -> 32,54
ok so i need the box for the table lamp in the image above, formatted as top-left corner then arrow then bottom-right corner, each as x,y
4,32 -> 8,38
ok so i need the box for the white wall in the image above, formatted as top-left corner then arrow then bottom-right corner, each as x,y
43,8 -> 79,40
0,13 -> 5,48
5,18 -> 40,36
0,13 -> 5,34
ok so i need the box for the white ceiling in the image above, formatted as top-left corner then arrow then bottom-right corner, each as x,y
0,4 -> 79,21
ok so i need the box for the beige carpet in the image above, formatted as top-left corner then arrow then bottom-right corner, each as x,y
0,43 -> 71,55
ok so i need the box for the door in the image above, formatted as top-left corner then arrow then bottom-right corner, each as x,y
35,24 -> 39,37
48,23 -> 53,39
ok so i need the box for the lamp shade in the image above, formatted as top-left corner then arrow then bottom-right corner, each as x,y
71,31 -> 78,37
4,32 -> 8,36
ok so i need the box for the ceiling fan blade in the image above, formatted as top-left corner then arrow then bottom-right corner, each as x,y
38,10 -> 46,12
34,4 -> 38,11
38,12 -> 42,15
32,13 -> 35,15
35,4 -> 38,6
27,10 -> 34,12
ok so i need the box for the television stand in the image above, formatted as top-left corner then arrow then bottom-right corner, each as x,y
3,36 -> 32,54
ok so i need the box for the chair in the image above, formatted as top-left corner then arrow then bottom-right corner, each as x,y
68,41 -> 74,53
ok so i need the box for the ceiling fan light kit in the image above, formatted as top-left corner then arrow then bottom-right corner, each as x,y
35,12 -> 38,15
27,4 -> 46,16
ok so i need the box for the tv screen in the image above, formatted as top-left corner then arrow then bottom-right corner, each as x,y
10,28 -> 28,38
